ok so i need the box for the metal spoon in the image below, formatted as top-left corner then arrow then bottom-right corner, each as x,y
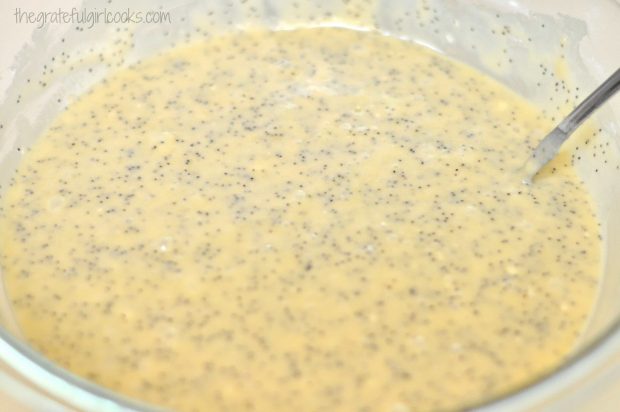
524,67 -> 620,182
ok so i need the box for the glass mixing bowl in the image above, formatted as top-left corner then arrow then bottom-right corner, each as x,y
0,0 -> 619,410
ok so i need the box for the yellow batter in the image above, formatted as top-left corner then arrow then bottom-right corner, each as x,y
0,28 -> 601,412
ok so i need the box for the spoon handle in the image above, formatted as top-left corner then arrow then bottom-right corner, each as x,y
527,67 -> 620,180
558,68 -> 620,134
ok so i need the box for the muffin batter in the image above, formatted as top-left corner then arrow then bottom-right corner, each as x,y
0,28 -> 601,412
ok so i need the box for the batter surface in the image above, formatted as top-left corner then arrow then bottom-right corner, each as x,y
0,28 -> 600,412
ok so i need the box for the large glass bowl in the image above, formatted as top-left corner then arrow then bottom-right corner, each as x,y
0,0 -> 619,410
